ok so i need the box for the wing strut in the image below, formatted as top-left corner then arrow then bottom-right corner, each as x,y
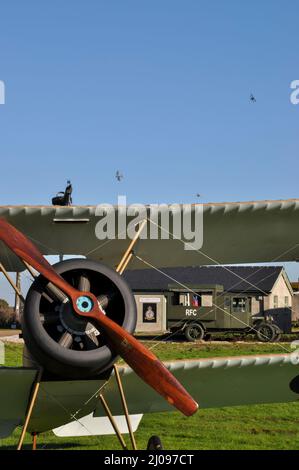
113,364 -> 138,450
17,368 -> 43,451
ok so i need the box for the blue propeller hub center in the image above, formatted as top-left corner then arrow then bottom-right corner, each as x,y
76,296 -> 94,313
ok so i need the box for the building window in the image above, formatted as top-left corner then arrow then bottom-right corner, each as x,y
273,295 -> 278,308
232,297 -> 246,313
285,296 -> 289,307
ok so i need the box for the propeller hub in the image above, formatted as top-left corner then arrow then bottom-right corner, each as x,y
76,295 -> 94,313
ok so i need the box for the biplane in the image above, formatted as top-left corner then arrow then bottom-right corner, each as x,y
0,199 -> 299,450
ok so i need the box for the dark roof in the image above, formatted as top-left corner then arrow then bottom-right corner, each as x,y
124,266 -> 284,294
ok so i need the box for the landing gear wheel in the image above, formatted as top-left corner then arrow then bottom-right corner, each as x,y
184,323 -> 205,342
255,323 -> 277,342
147,435 -> 163,450
22,259 -> 137,378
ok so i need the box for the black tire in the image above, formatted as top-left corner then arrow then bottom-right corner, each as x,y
22,259 -> 137,378
147,435 -> 163,450
255,323 -> 277,342
184,323 -> 205,342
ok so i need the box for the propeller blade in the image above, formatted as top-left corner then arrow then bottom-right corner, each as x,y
0,219 -> 77,299
0,218 -> 198,416
82,308 -> 199,416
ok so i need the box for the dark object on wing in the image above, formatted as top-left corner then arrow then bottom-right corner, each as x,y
52,180 -> 73,206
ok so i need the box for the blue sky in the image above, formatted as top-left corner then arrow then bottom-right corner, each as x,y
0,1 -> 298,303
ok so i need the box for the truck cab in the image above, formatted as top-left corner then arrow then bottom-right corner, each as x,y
166,284 -> 279,341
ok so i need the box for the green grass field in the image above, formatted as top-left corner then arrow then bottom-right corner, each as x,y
1,341 -> 299,450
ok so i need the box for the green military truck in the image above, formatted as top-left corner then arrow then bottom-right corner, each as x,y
134,284 -> 282,342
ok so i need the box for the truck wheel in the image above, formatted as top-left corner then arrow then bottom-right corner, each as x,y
184,323 -> 205,342
255,323 -> 277,342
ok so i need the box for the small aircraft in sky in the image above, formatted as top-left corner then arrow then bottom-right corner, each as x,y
250,93 -> 257,103
115,170 -> 123,182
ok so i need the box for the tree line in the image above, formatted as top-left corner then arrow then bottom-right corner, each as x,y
0,299 -> 19,327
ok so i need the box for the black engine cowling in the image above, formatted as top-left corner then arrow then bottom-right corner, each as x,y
22,259 -> 137,379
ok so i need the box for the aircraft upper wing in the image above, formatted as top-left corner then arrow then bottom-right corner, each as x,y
1,199 -> 299,271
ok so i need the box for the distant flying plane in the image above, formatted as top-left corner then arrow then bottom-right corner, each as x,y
115,171 -> 123,182
250,94 -> 256,103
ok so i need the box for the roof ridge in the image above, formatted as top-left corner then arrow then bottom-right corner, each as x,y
124,264 -> 285,293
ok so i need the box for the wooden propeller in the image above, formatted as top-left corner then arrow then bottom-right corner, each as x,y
0,218 -> 198,416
